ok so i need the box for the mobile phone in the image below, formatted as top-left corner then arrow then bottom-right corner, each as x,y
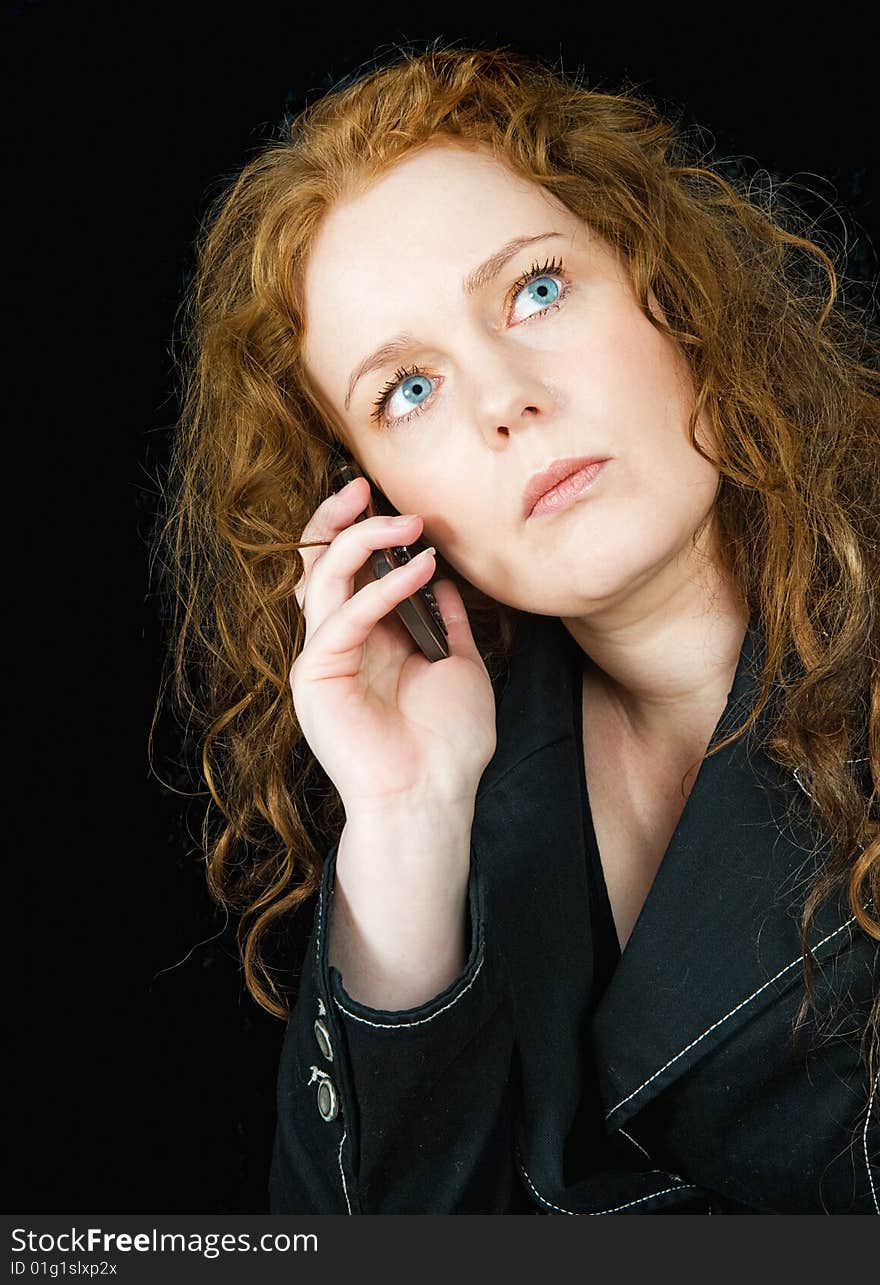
330,446 -> 449,661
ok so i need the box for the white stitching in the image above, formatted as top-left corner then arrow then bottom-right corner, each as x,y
605,916 -> 857,1120
588,1186 -> 701,1216
310,862 -> 354,1219
338,1128 -> 352,1215
618,1127 -> 651,1161
865,1071 -> 879,1215
515,1155 -> 578,1214
333,950 -> 485,1028
319,853 -> 485,1029
315,864 -> 325,969
792,766 -> 812,799
516,1150 -> 697,1215
792,759 -> 867,801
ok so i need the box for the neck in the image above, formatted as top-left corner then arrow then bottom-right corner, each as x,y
560,551 -> 750,752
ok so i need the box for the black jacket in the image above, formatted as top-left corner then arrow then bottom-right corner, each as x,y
269,609 -> 879,1214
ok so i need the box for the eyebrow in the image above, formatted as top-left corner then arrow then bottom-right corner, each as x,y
344,231 -> 564,411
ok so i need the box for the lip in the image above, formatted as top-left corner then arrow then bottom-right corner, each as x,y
523,456 -> 611,519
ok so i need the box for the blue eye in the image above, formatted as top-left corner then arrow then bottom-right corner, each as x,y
370,364 -> 439,427
512,273 -> 561,319
369,255 -> 569,427
388,372 -> 434,418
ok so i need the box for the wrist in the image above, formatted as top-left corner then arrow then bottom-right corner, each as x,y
337,803 -> 474,897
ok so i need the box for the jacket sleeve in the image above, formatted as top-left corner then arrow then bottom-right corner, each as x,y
268,837 -> 524,1214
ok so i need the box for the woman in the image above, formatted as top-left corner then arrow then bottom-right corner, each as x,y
154,44 -> 879,1212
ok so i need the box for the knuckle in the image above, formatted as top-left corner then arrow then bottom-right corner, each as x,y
299,495 -> 343,543
338,524 -> 369,556
345,513 -> 390,549
298,512 -> 321,540
289,646 -> 311,688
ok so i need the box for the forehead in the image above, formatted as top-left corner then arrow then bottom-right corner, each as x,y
300,143 -> 588,397
303,144 -> 579,312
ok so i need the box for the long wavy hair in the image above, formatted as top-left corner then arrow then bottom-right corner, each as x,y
149,43 -> 879,1110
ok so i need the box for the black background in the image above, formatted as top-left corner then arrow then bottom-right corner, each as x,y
8,1 -> 878,1213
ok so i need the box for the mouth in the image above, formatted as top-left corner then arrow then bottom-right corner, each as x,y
523,456 -> 610,520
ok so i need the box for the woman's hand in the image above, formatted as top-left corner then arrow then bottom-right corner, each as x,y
290,476 -> 498,815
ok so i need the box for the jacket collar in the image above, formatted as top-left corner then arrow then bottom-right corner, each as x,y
473,609 -> 857,1137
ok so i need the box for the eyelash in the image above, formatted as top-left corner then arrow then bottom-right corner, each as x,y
369,255 -> 570,427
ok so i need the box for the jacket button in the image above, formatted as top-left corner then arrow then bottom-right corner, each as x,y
314,1017 -> 334,1061
316,1076 -> 339,1122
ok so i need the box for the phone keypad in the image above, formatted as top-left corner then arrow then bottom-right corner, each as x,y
391,544 -> 449,638
422,585 -> 448,636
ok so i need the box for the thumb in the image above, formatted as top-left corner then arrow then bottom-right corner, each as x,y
429,578 -> 485,664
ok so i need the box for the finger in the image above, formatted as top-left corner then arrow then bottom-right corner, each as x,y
293,476 -> 371,610
300,511 -> 425,642
294,546 -> 437,682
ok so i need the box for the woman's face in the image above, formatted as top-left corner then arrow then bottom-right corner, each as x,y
301,139 -> 722,619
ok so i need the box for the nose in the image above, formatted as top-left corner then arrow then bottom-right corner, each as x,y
461,333 -> 555,442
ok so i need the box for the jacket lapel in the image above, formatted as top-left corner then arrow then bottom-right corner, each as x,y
471,610 -> 602,1178
588,618 -> 857,1134
472,608 -> 859,1153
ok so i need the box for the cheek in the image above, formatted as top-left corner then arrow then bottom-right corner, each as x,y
606,318 -> 678,398
581,302 -> 688,414
384,473 -> 471,552
592,326 -> 714,472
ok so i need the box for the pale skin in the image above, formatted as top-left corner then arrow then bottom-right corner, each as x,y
301,138 -> 751,951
